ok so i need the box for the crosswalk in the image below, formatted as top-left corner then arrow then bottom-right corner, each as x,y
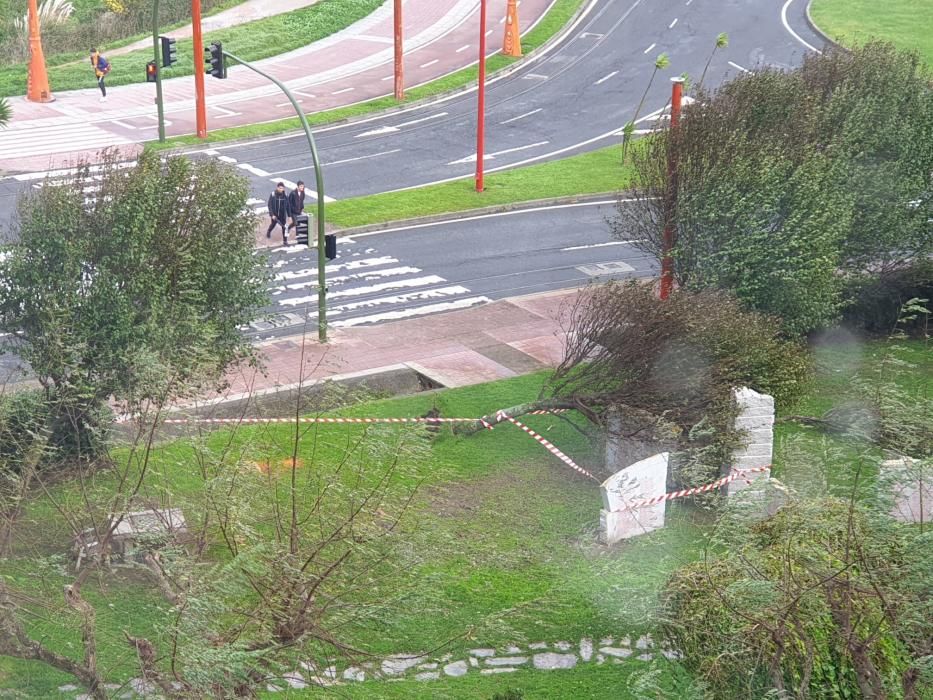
248,241 -> 491,337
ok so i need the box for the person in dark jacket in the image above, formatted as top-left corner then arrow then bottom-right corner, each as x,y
287,180 -> 306,234
89,49 -> 111,101
266,182 -> 290,244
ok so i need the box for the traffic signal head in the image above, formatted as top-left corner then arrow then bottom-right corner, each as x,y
146,61 -> 157,83
160,36 -> 177,68
324,233 -> 337,261
204,42 -> 226,79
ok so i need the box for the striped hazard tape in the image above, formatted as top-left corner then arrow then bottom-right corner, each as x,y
497,411 -> 599,482
163,416 -> 483,426
620,465 -> 772,510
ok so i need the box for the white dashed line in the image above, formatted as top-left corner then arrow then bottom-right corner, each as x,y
420,59 -> 439,68
728,60 -> 752,74
643,42 -> 656,54
669,18 -> 678,28
331,87 -> 355,95
456,44 -> 471,53
500,108 -> 542,124
594,70 -> 619,85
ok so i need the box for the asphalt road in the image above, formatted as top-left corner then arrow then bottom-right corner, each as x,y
250,199 -> 649,339
0,0 -> 827,226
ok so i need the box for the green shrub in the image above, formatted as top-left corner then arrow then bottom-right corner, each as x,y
842,261 -> 933,336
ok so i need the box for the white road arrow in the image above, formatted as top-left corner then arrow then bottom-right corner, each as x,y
356,112 -> 448,138
447,141 -> 549,165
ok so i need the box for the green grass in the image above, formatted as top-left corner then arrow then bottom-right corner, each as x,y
0,0 -> 383,98
146,0 -> 588,150
809,0 -> 933,66
325,143 -> 634,228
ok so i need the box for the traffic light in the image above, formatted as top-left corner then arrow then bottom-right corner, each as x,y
160,36 -> 177,68
146,61 -> 157,83
325,233 -> 337,261
295,214 -> 309,246
204,42 -> 226,79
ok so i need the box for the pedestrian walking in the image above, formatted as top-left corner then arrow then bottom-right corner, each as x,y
266,182 -> 290,245
287,180 -> 306,233
89,49 -> 111,101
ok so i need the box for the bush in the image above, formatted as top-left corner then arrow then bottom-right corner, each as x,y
842,261 -> 933,336
0,389 -> 48,468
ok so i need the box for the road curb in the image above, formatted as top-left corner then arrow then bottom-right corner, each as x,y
804,0 -> 845,51
168,0 -> 599,153
331,192 -> 621,237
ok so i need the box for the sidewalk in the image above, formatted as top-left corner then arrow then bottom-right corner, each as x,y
0,0 -> 553,172
217,287 -> 578,407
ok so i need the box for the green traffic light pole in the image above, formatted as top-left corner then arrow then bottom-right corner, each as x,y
222,50 -> 328,342
151,0 -> 166,142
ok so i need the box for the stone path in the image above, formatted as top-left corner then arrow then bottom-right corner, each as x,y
58,635 -> 682,697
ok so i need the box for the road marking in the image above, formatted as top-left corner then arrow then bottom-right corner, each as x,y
356,112 -> 447,137
643,42 -> 656,54
293,90 -> 316,98
500,108 -> 542,124
728,60 -> 752,74
578,32 -> 605,38
486,29 -> 493,36
669,18 -> 678,28
447,141 -> 549,165
212,105 -> 241,118
275,149 -> 401,175
781,0 -> 822,53
204,149 -> 220,156
577,261 -> 635,276
420,59 -> 439,68
594,70 -> 619,85
523,73 -> 549,80
218,155 -> 238,164
456,44 -> 471,53
356,34 -> 393,44
332,297 -> 490,327
238,163 -> 270,177
686,0 -> 692,4
331,87 -> 355,95
276,99 -> 303,107
109,119 -> 137,130
562,240 -> 633,251
381,75 -> 394,81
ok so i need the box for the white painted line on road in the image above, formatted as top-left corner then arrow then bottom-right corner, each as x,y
332,297 -> 490,328
293,90 -> 316,98
381,75 -> 394,81
485,29 -> 494,36
204,149 -> 220,156
643,42 -> 656,54
562,240 -> 634,251
686,0 -> 692,4
500,108 -> 542,124
420,59 -> 440,68
331,87 -> 355,95
396,112 -> 448,128
109,119 -> 137,130
523,73 -> 549,80
669,18 -> 678,28
272,149 -> 402,175
728,60 -> 752,74
594,70 -> 619,85
218,156 -> 238,164
329,275 -> 448,300
238,163 -> 270,177
355,112 -> 447,137
356,34 -> 393,44
447,141 -> 549,165
456,44 -> 471,53
349,200 -> 623,239
276,99 -> 303,107
781,0 -> 822,53
212,105 -> 241,118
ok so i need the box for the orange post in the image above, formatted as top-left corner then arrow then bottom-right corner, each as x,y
26,0 -> 53,103
475,0 -> 487,192
659,77 -> 684,301
502,0 -> 522,57
394,0 -> 404,100
191,0 -> 208,138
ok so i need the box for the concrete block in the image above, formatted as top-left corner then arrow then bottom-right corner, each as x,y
600,453 -> 668,544
883,458 -> 931,524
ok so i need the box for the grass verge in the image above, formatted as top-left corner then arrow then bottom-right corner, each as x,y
145,0 -> 588,151
809,0 -> 933,66
326,143 -> 634,228
0,0 -> 383,98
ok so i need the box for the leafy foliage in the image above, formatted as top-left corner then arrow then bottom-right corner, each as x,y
0,95 -> 9,127
0,150 -> 269,456
615,43 -> 933,335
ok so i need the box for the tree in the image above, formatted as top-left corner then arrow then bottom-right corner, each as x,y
614,43 -> 933,335
0,149 -> 270,456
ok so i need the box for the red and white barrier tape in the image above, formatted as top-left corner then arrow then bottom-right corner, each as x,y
619,465 -> 772,510
497,411 -> 599,482
163,416 -> 482,426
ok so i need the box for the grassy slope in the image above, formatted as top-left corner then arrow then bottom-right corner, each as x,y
0,0 -> 383,97
148,0 -> 588,150
3,338 -> 928,697
326,143 -> 634,228
809,0 -> 933,66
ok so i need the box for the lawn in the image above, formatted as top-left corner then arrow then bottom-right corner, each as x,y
326,143 -> 635,228
809,0 -> 933,66
148,0 -> 589,150
0,0 -> 383,97
1,336 -> 928,697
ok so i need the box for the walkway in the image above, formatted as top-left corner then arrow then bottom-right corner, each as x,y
0,0 -> 554,172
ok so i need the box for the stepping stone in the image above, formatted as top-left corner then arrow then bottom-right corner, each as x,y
619,636 -> 631,647
635,636 -> 650,649
486,656 -> 528,666
662,649 -> 683,660
596,654 -> 606,665
75,695 -> 91,700
469,657 -> 479,667
444,660 -> 468,677
533,653 -> 578,670
382,655 -> 421,675
58,687 -> 79,694
600,647 -> 632,658
266,684 -> 282,693
580,638 -> 593,661
505,645 -> 523,654
481,668 -> 518,674
638,653 -> 653,661
529,642 -> 548,650
600,638 -> 613,646
417,663 -> 438,670
416,671 -> 440,681
299,660 -> 315,672
283,672 -> 307,689
469,648 -> 496,657
130,678 -> 158,695
343,667 -> 365,682
554,641 -> 572,651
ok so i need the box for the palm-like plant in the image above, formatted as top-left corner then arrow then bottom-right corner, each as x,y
621,52 -> 670,162
0,98 -> 11,129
